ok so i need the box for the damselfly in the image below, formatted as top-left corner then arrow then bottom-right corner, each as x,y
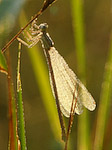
17,19 -> 96,149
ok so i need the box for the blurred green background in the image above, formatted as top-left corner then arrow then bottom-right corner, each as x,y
0,0 -> 112,150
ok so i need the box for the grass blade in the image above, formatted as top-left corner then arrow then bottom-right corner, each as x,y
0,49 -> 8,74
70,0 -> 90,150
17,43 -> 27,150
70,0 -> 86,77
7,52 -> 18,150
93,34 -> 112,150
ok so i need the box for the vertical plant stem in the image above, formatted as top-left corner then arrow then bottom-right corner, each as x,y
93,34 -> 112,150
71,0 -> 86,77
0,49 -> 8,74
70,0 -> 90,150
17,43 -> 27,150
7,51 -> 18,150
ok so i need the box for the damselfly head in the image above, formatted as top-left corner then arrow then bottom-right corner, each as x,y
38,23 -> 48,32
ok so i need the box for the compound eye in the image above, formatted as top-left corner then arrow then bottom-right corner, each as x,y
39,23 -> 48,31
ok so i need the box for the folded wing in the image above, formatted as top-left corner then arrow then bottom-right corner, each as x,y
48,47 -> 96,117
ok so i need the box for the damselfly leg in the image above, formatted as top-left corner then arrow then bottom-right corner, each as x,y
17,20 -> 42,48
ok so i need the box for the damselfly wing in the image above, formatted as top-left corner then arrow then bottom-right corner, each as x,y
48,47 -> 96,117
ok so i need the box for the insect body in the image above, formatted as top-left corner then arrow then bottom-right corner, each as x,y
17,20 -> 96,143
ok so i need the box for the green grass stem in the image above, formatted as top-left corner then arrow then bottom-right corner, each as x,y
17,43 -> 27,150
93,34 -> 112,150
0,49 -> 8,74
70,0 -> 90,150
7,53 -> 18,150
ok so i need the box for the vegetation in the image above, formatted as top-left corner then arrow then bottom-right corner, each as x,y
0,0 -> 112,149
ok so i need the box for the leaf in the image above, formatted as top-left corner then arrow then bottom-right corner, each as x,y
17,43 -> 27,150
93,34 -> 112,150
0,49 -> 8,74
7,63 -> 18,150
